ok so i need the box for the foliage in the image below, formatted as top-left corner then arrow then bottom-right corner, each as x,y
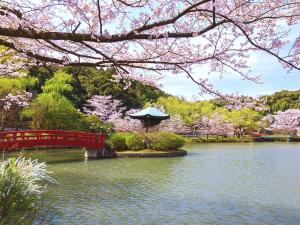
22,70 -> 86,130
22,93 -> 84,130
0,76 -> 36,96
81,115 -> 113,133
83,96 -> 144,132
125,133 -> 145,151
153,96 -> 261,137
154,96 -> 215,124
41,70 -> 73,95
0,157 -> 54,224
27,66 -> 56,93
1,64 -> 300,136
0,76 -> 35,130
28,66 -> 166,110
146,132 -> 185,151
64,67 -> 167,110
261,90 -> 300,113
214,107 -> 261,136
108,109 -> 143,132
108,133 -> 129,151
109,131 -> 185,151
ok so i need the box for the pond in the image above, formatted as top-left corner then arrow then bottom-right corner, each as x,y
4,143 -> 300,225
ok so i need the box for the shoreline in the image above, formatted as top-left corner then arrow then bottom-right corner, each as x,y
116,149 -> 187,158
184,136 -> 300,144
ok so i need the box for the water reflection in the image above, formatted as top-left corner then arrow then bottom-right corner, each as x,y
4,143 -> 300,224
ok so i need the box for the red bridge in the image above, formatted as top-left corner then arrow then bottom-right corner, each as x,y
0,130 -> 105,152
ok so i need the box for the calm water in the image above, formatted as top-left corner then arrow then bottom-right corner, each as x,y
4,143 -> 300,225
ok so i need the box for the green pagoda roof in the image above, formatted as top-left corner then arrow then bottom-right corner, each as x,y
129,107 -> 170,119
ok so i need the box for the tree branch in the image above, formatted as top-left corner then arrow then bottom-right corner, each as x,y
96,0 -> 103,35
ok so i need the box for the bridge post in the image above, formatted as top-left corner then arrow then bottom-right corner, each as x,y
84,146 -> 116,159
84,147 -> 104,159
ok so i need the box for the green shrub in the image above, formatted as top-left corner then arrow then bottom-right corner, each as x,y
108,133 -> 128,151
109,131 -> 185,151
146,132 -> 185,150
81,115 -> 113,133
290,136 -> 300,142
125,133 -> 145,150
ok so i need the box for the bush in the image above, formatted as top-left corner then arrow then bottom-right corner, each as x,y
108,133 -> 128,151
81,115 -> 113,133
125,133 -> 145,150
0,157 -> 54,224
146,132 -> 185,150
109,131 -> 185,151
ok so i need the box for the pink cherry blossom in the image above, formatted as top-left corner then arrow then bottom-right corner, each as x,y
194,113 -> 234,136
83,95 -> 124,121
83,95 -> 143,131
155,115 -> 191,134
263,109 -> 300,135
218,94 -> 268,111
108,109 -> 143,132
0,91 -> 32,111
0,0 -> 299,96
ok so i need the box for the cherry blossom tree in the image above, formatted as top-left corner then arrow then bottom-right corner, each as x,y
1,91 -> 32,111
0,45 -> 30,76
155,115 -> 191,134
83,95 -> 124,121
263,109 -> 300,135
215,94 -> 268,111
108,109 -> 143,132
0,91 -> 32,130
83,95 -> 143,131
194,113 -> 234,137
0,0 -> 299,95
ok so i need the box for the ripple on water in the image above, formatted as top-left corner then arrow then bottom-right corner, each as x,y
8,143 -> 299,225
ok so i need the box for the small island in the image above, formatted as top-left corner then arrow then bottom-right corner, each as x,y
110,106 -> 187,157
109,130 -> 187,158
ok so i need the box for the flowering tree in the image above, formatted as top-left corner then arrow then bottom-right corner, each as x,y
0,0 -> 299,95
214,94 -> 268,111
83,95 -> 124,121
1,91 -> 32,111
0,91 -> 32,130
194,113 -> 234,137
156,115 -> 191,134
263,109 -> 300,135
0,45 -> 30,76
84,96 -> 143,131
108,109 -> 143,132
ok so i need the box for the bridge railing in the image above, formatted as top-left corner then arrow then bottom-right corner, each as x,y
0,130 -> 105,151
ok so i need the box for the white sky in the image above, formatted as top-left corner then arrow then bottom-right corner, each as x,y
159,53 -> 300,100
159,24 -> 300,100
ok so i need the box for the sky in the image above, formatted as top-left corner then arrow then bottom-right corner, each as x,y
159,52 -> 300,100
159,25 -> 300,101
